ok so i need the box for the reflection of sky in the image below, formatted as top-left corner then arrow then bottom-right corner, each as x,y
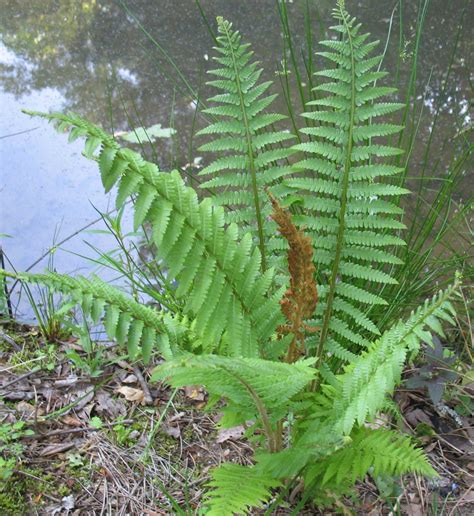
0,0 -> 472,319
0,44 -> 16,65
0,85 -> 133,318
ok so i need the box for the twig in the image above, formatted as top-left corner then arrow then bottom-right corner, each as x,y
23,419 -> 135,440
0,329 -> 20,351
132,365 -> 153,405
448,483 -> 474,516
0,365 -> 42,389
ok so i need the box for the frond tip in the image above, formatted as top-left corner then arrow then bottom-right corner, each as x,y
333,279 -> 460,435
0,270 -> 171,362
284,1 -> 407,364
198,17 -> 295,269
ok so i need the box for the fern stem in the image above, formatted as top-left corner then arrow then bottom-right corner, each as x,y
220,21 -> 267,271
221,366 -> 279,452
313,5 -> 356,373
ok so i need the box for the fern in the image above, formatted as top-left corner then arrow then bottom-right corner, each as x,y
283,2 -> 408,363
332,279 -> 460,435
20,111 -> 282,358
152,354 -> 316,450
305,427 -> 436,490
152,282 -> 458,513
205,463 -> 280,516
0,270 -> 176,362
198,17 -> 295,271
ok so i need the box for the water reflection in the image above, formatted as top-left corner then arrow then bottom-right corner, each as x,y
0,0 -> 472,316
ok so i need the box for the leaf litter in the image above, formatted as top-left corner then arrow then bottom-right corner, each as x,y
0,321 -> 472,514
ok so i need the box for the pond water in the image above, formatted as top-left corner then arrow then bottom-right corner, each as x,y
0,0 -> 472,319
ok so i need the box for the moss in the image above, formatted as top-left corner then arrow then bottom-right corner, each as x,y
0,466 -> 75,515
156,431 -> 180,452
0,479 -> 29,515
182,426 -> 195,441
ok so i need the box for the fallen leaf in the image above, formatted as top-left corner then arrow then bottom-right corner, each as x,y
405,504 -> 423,516
116,386 -> 145,403
216,425 -> 246,443
163,425 -> 181,438
95,391 -> 127,418
51,494 -> 75,515
169,411 -> 186,422
405,408 -> 433,427
16,401 -> 44,418
463,489 -> 474,503
184,385 -> 205,401
73,388 -> 95,411
2,390 -> 34,401
54,375 -> 78,387
122,374 -> 138,384
61,415 -> 83,427
40,442 -> 76,456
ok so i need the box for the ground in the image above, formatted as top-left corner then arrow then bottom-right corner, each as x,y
0,321 -> 472,515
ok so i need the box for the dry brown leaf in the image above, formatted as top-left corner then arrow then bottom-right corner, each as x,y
39,442 -> 76,456
54,375 -> 78,387
73,388 -> 95,411
95,391 -> 127,418
116,386 -> 145,403
405,408 -> 433,427
163,425 -> 181,438
122,374 -> 138,384
169,411 -> 186,422
405,503 -> 423,516
216,425 -> 246,443
184,385 -> 206,401
463,489 -> 474,503
60,414 -> 83,427
16,400 -> 44,418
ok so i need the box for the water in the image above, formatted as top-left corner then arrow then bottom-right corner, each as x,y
0,0 -> 472,318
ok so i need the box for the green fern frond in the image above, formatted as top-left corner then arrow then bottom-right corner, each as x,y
283,4 -> 409,363
23,111 -> 282,357
0,270 -> 175,362
152,354 -> 316,424
197,18 -> 295,270
333,280 -> 460,434
205,463 -> 280,516
306,426 -> 436,488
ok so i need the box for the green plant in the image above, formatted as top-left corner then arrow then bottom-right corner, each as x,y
66,452 -> 85,469
0,1 -> 465,513
23,246 -> 74,343
0,245 -> 11,320
406,336 -> 458,405
0,421 -> 34,481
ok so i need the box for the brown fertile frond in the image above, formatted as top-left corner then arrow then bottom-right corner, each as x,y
269,193 -> 318,362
